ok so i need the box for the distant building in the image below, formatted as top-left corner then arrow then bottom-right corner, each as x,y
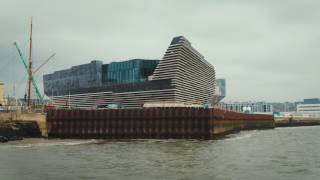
297,104 -> 320,113
43,36 -> 217,109
215,79 -> 226,102
296,98 -> 320,117
270,102 -> 297,112
220,102 -> 273,113
0,83 -> 4,106
302,98 -> 320,104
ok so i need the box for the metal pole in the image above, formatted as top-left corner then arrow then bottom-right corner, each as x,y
27,18 -> 33,108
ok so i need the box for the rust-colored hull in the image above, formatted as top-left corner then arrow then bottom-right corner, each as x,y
46,108 -> 274,139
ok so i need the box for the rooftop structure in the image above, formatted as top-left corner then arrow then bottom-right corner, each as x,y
44,36 -> 216,109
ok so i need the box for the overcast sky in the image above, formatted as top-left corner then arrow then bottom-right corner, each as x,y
0,0 -> 319,102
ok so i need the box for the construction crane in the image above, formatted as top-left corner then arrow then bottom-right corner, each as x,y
13,42 -> 55,104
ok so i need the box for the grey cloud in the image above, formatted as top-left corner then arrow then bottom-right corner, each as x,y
0,0 -> 319,102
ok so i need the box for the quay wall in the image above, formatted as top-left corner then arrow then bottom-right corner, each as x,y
212,109 -> 274,136
46,108 -> 274,139
275,119 -> 320,127
0,112 -> 47,137
0,121 -> 42,142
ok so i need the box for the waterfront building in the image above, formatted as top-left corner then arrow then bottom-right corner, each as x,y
43,36 -> 216,109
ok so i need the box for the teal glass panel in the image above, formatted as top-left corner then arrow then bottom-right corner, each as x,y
101,59 -> 160,84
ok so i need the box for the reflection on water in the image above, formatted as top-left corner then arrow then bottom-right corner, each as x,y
0,126 -> 320,180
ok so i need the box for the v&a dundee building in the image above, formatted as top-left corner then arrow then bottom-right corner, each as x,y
43,36 -> 216,109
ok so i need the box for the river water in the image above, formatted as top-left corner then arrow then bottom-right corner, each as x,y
0,126 -> 319,180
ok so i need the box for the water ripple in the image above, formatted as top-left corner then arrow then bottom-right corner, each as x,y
0,126 -> 320,180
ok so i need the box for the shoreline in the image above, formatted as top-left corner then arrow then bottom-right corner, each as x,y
2,118 -> 320,143
2,125 -> 320,145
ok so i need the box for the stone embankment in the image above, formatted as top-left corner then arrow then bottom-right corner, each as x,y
0,112 -> 46,143
0,121 -> 41,142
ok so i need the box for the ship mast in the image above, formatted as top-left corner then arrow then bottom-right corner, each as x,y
27,18 -> 33,107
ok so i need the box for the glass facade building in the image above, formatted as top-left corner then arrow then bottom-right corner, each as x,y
44,36 -> 217,109
43,60 -> 103,96
43,59 -> 159,96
